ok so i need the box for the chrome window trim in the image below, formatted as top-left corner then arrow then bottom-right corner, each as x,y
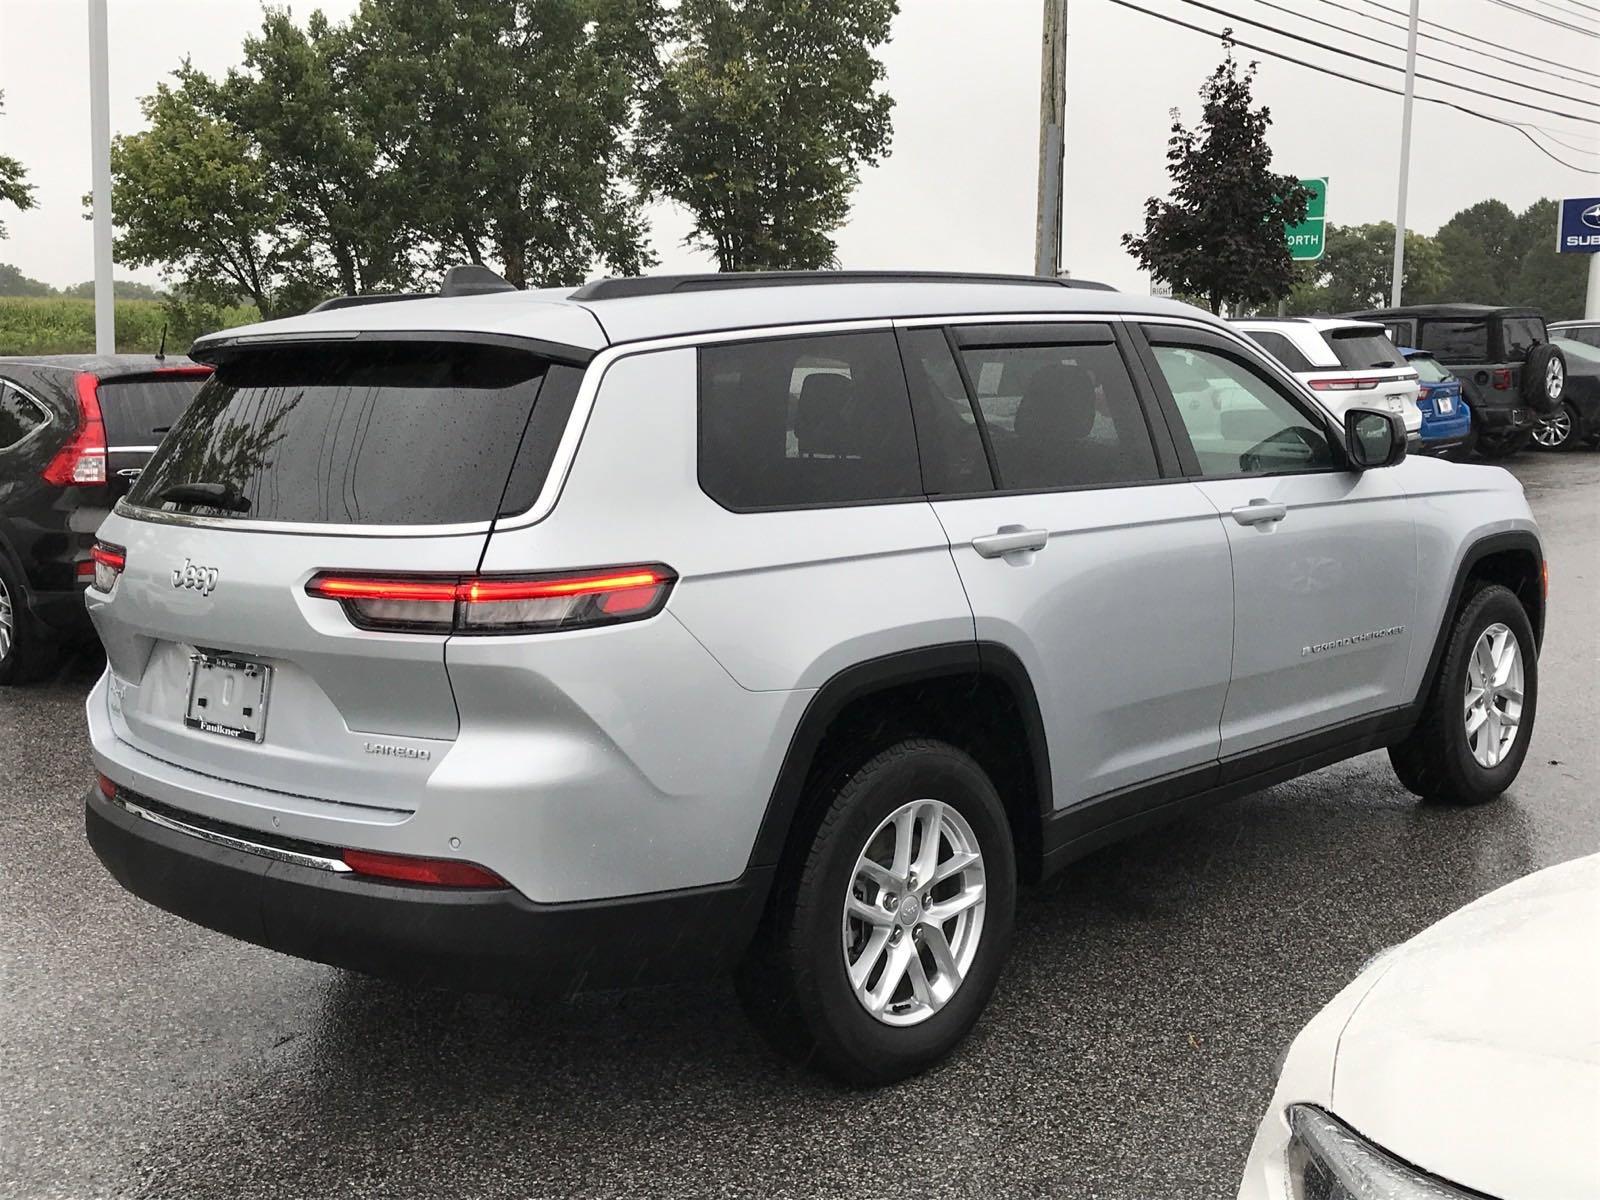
113,793 -> 354,873
109,444 -> 160,453
111,497 -> 494,538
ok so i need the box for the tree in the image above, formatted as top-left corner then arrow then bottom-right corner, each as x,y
0,92 -> 36,240
1510,199 -> 1587,321
345,0 -> 661,287
0,263 -> 53,297
1285,222 -> 1445,314
636,0 -> 897,270
1123,44 -> 1308,314
1434,199 -> 1521,304
62,278 -> 167,301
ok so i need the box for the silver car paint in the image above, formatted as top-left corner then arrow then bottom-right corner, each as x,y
90,288 -> 1541,910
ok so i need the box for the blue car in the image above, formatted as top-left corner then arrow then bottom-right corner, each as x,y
1402,348 -> 1472,457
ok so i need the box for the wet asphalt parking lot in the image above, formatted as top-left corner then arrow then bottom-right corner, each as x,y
3,452 -> 1597,1200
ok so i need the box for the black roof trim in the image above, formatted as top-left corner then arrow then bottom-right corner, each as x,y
308,292 -> 436,313
1343,304 -> 1543,319
569,270 -> 1117,302
307,265 -> 518,313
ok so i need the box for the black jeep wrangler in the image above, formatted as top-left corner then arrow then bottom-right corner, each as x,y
1343,304 -> 1567,459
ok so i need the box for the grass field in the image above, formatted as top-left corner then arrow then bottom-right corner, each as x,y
0,296 -> 259,356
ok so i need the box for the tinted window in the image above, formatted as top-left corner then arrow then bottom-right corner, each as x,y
1417,320 -> 1488,362
1244,331 -> 1314,373
1501,317 -> 1545,360
698,332 -> 921,510
130,342 -> 554,525
1555,326 -> 1600,349
955,340 -> 1159,490
0,383 -> 49,449
1323,327 -> 1405,369
98,375 -> 209,448
1408,354 -> 1451,384
1150,344 -> 1335,477
899,328 -> 993,494
1554,337 -> 1600,367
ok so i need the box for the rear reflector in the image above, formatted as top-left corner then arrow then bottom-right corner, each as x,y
306,565 -> 676,634
91,541 -> 126,592
96,772 -> 116,799
41,373 -> 108,486
340,848 -> 507,888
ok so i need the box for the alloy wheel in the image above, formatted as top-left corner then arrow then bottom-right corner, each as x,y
842,798 -> 986,1027
1545,357 -> 1564,402
1532,408 -> 1572,448
1464,622 -> 1523,768
0,573 -> 13,663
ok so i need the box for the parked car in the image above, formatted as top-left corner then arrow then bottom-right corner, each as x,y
83,269 -> 1545,1084
0,355 -> 211,684
1548,318 -> 1600,349
1531,336 -> 1600,451
1400,348 -> 1473,457
1238,853 -> 1598,1200
1343,304 -> 1566,459
1232,317 -> 1422,446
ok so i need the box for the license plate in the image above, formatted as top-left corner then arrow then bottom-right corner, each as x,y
185,654 -> 272,743
1388,396 -> 1403,412
1437,396 -> 1454,414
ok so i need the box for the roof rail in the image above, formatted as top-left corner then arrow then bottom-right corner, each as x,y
568,270 -> 1116,302
307,265 -> 519,314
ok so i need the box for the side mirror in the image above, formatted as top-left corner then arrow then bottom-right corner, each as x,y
1345,408 -> 1407,470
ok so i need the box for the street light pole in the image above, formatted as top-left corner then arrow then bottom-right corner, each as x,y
1390,0 -> 1420,308
88,0 -> 115,354
1034,0 -> 1068,277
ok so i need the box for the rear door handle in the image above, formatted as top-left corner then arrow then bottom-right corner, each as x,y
972,525 -> 1049,558
1231,500 -> 1288,527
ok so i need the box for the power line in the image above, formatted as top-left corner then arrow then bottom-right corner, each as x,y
1479,0 -> 1600,36
1339,0 -> 1600,86
1526,0 -> 1600,23
1241,0 -> 1600,109
1169,0 -> 1600,123
1101,0 -> 1597,171
1310,0 -> 1600,90
1559,0 -> 1600,14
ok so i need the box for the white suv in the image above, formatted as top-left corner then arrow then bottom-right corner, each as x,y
1234,317 -> 1422,444
83,270 -> 1545,1084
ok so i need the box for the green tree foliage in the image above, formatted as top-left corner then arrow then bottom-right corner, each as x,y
1510,199 -> 1587,321
344,0 -> 662,287
636,0 -> 897,270
1433,199 -> 1523,304
1124,47 -> 1308,314
61,278 -> 167,301
1285,222 -> 1445,314
0,263 -> 53,297
0,92 -> 36,240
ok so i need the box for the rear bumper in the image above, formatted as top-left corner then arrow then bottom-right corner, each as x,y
26,586 -> 94,639
1473,403 -> 1536,432
86,784 -> 771,995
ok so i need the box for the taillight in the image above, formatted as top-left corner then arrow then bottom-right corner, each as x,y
305,565 -> 676,634
341,848 -> 507,888
96,772 -> 117,800
1309,376 -> 1387,391
1492,368 -> 1513,391
41,373 -> 108,486
90,541 -> 126,592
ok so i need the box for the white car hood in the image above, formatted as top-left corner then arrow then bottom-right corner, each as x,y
1331,854 -> 1600,1198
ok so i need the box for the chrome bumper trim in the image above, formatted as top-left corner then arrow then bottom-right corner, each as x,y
112,793 -> 353,874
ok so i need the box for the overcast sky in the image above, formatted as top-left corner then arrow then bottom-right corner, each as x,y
2,0 -> 1597,294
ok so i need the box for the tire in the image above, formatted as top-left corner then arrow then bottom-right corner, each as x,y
0,554 -> 55,687
1389,584 -> 1537,806
1520,343 -> 1566,414
1530,401 -> 1583,451
736,738 -> 1017,1086
1474,430 -> 1530,460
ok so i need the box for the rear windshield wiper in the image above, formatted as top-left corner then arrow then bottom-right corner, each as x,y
158,482 -> 252,513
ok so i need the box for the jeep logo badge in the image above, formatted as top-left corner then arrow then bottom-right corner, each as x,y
172,558 -> 219,596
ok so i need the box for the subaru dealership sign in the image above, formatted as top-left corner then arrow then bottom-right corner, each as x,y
1557,197 -> 1600,253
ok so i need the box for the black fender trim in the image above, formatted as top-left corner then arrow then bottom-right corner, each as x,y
745,640 -> 1053,871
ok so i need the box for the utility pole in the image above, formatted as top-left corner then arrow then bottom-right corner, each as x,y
1390,0 -> 1420,308
1034,0 -> 1068,277
88,0 -> 114,354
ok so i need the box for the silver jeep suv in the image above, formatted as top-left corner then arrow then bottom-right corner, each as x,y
84,270 -> 1545,1084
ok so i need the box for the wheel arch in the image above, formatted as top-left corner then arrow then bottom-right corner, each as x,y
746,642 -> 1053,885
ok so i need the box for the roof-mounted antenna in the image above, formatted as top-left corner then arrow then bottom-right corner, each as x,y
440,264 -> 517,297
155,321 -> 168,362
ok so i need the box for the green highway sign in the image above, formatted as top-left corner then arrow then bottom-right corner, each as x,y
1285,177 -> 1328,262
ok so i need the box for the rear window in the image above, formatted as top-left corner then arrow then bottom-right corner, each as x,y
98,373 -> 209,448
129,342 -> 559,525
698,332 -> 921,510
1243,330 -> 1315,372
1555,325 -> 1600,349
1417,320 -> 1489,362
1500,317 -> 1545,360
1407,355 -> 1451,384
1322,327 -> 1405,370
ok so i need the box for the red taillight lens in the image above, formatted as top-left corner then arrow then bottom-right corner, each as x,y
305,565 -> 676,634
1309,376 -> 1389,391
91,541 -> 126,592
341,848 -> 507,888
96,772 -> 116,799
1492,368 -> 1513,390
41,373 -> 108,486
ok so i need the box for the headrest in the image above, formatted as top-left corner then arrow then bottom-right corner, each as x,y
1014,362 -> 1097,444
